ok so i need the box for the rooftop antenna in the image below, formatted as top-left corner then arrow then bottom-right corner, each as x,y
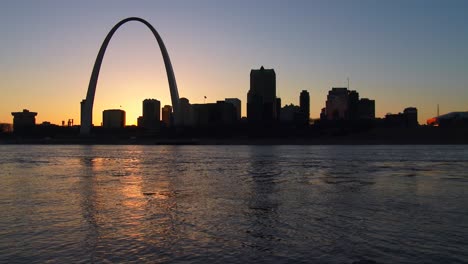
347,77 -> 350,90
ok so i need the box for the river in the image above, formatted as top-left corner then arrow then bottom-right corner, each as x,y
0,145 -> 467,263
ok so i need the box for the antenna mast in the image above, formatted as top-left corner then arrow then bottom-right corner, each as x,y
347,77 -> 350,89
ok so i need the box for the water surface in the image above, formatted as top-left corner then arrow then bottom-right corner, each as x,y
0,145 -> 467,263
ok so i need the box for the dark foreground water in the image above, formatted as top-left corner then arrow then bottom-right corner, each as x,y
0,145 -> 467,263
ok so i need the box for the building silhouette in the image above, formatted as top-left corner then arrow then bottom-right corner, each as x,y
80,100 -> 87,126
358,98 -> 375,119
225,98 -> 241,120
348,90 -> 359,120
11,109 -> 37,133
280,104 -> 301,124
247,66 -> 277,123
384,107 -> 418,127
216,101 -> 237,125
324,87 -> 375,121
300,90 -> 310,125
162,105 -> 173,127
179,98 -> 194,126
0,123 -> 13,133
192,101 -> 237,127
427,111 -> 468,127
325,88 -> 349,120
404,107 -> 418,127
103,109 -> 125,128
138,99 -> 160,130
276,97 -> 281,121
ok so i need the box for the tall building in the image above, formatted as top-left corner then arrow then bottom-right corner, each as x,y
225,98 -> 241,120
11,109 -> 37,132
324,88 -> 375,121
140,99 -> 160,130
179,97 -> 194,126
348,90 -> 359,120
404,107 -> 418,127
300,90 -> 310,124
162,105 -> 173,127
103,109 -> 125,128
325,88 -> 349,120
247,66 -> 276,123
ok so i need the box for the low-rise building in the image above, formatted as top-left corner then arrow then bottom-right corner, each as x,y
103,109 -> 125,128
11,109 -> 37,132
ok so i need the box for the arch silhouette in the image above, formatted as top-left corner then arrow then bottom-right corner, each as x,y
80,17 -> 180,135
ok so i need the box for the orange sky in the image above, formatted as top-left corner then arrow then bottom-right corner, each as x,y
1,1 -> 467,125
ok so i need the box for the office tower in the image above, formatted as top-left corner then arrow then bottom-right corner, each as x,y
325,88 -> 350,120
162,105 -> 173,127
225,98 -> 241,120
103,109 -> 125,128
300,90 -> 310,123
404,107 -> 418,127
348,90 -> 359,120
141,99 -> 160,130
247,66 -> 276,123
324,87 -> 376,122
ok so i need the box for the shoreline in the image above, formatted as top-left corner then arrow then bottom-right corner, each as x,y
1,137 -> 467,145
2,127 -> 467,145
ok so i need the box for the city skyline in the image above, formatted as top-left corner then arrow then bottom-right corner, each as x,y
1,0 -> 468,125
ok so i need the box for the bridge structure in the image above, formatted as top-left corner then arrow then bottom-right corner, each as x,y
80,17 -> 180,135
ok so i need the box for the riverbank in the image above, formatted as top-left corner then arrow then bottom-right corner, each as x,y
1,127 -> 466,145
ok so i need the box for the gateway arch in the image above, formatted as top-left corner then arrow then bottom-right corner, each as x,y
80,17 -> 180,135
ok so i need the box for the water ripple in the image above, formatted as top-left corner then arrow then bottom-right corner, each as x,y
0,145 -> 467,263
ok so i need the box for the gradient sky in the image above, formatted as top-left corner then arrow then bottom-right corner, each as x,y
1,0 -> 467,125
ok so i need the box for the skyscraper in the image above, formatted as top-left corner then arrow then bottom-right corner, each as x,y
247,66 -> 276,123
348,90 -> 359,120
325,88 -> 350,120
404,107 -> 418,127
162,105 -> 173,127
140,99 -> 160,130
324,87 -> 375,121
300,90 -> 310,124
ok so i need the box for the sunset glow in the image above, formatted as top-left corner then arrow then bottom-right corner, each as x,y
1,0 -> 467,125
